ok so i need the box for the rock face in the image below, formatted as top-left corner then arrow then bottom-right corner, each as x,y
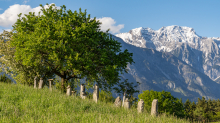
114,96 -> 122,107
110,28 -> 220,102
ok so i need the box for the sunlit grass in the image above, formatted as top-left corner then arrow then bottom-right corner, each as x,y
0,82 -> 191,122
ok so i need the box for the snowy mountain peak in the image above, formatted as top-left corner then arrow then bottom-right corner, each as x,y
116,25 -> 202,52
129,27 -> 143,35
158,25 -> 198,37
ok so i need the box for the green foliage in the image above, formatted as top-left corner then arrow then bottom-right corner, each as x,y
10,3 -> 134,92
82,90 -> 115,104
0,73 -> 13,83
193,97 -> 217,122
138,90 -> 185,118
99,90 -> 115,103
0,30 -> 55,86
181,96 -> 220,122
53,75 -> 80,93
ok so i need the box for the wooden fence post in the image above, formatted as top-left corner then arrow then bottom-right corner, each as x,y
80,84 -> 86,99
34,76 -> 37,89
137,99 -> 144,113
66,85 -> 71,96
48,79 -> 53,91
38,78 -> 43,89
151,99 -> 158,117
124,98 -> 130,109
93,84 -> 99,103
114,96 -> 122,107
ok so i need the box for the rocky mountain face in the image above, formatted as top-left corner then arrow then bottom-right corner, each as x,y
113,25 -> 220,102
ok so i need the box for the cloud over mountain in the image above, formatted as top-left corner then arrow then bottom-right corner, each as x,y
97,17 -> 124,34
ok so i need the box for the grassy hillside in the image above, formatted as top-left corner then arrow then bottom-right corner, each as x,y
0,82 -> 190,123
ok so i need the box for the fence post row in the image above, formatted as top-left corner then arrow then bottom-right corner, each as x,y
33,78 -> 162,115
93,84 -> 99,103
38,78 -> 43,89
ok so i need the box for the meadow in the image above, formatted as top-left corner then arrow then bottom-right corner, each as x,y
0,82 -> 194,123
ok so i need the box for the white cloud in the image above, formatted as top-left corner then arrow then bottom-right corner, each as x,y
0,4 -> 124,34
97,17 -> 124,34
0,3 -> 60,27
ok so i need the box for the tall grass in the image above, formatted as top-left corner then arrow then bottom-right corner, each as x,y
0,82 -> 191,122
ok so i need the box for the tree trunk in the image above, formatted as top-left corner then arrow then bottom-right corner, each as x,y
61,72 -> 66,93
122,91 -> 126,107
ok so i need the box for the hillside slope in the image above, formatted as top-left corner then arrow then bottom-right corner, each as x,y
0,82 -> 189,123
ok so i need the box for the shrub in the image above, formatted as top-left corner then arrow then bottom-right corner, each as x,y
0,73 -> 13,83
138,90 -> 185,118
99,90 -> 115,103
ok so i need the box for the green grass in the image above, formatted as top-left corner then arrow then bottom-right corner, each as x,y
0,82 -> 191,123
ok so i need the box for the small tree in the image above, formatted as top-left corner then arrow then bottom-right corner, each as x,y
99,90 -> 115,103
113,79 -> 140,107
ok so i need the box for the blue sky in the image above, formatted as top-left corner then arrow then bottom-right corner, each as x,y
0,0 -> 220,37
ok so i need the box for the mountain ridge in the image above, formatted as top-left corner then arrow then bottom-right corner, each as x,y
112,25 -> 220,102
115,25 -> 220,81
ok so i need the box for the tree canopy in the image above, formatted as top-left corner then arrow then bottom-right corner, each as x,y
9,3 -> 134,91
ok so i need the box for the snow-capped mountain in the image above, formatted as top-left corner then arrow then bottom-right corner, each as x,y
116,25 -> 201,52
116,25 -> 220,81
111,34 -> 220,103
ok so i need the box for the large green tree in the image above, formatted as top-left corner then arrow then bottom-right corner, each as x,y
10,3 -> 134,91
